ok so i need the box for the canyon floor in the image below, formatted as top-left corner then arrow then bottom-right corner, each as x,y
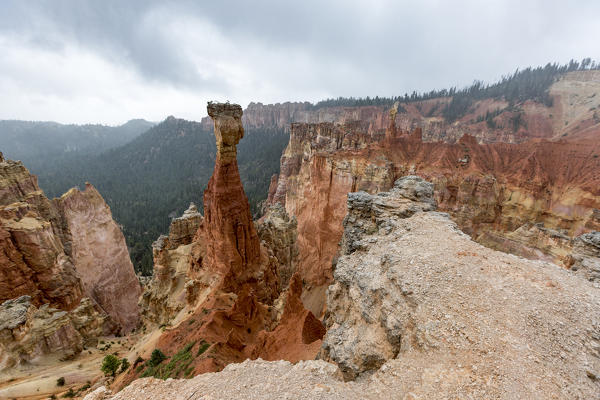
0,336 -> 133,400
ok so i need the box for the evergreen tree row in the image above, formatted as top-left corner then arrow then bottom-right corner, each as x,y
312,58 -> 599,122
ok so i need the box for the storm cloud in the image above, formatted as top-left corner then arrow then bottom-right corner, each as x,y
0,0 -> 598,123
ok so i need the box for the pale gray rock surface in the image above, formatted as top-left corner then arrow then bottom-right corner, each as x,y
570,231 -> 600,282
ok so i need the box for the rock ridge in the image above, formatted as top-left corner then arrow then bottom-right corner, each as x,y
318,176 -> 600,398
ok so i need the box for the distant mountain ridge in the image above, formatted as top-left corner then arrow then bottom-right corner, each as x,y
0,118 -> 154,170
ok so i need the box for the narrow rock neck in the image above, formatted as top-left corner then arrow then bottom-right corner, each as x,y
203,102 -> 261,281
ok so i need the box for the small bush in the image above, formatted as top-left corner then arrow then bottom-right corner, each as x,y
62,388 -> 75,398
196,341 -> 210,356
120,358 -> 130,372
101,354 -> 121,376
149,349 -> 167,367
140,343 -> 197,380
56,377 -> 65,387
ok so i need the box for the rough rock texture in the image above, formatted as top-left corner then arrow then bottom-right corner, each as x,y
256,203 -> 299,289
0,296 -> 82,369
166,202 -> 203,248
321,177 -> 438,378
0,155 -> 141,368
202,102 -> 278,300
140,203 -> 203,327
251,274 -> 326,363
0,157 -> 83,309
69,297 -> 115,346
317,179 -> 600,398
200,71 -> 600,144
570,231 -> 600,282
0,294 -> 115,370
54,183 -> 141,333
270,116 -> 600,317
126,104 -> 322,387
339,176 -> 436,255
87,360 -> 359,400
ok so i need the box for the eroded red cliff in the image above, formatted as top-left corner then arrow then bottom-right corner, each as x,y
0,153 -> 141,368
129,103 -> 323,385
269,118 -> 600,315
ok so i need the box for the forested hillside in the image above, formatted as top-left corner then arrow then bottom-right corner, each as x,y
34,117 -> 288,275
0,119 -> 154,170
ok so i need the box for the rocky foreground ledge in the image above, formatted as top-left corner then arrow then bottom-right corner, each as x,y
87,176 -> 600,399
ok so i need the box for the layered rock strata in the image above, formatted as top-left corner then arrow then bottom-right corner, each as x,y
91,177 -> 600,399
140,203 -> 203,326
130,103 -> 323,385
318,177 -> 600,398
201,102 -> 278,300
202,71 -> 600,143
0,153 -> 140,367
0,154 -> 82,309
54,184 -> 141,333
569,231 -> 600,282
268,119 -> 600,315
256,203 -> 298,289
0,295 -> 112,369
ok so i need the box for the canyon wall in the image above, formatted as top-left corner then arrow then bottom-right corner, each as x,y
140,203 -> 203,327
0,152 -> 140,368
202,71 -> 600,144
319,178 -> 600,397
268,112 -> 600,315
0,152 -> 83,309
54,183 -> 141,333
94,176 -> 600,399
128,103 -> 324,386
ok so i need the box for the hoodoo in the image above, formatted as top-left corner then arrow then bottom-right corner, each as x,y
134,102 -> 319,383
202,102 -> 274,299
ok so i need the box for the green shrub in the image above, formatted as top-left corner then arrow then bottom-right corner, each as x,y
149,349 -> 167,367
120,358 -> 130,372
101,354 -> 121,376
140,343 -> 199,380
56,377 -> 65,387
196,340 -> 210,356
62,388 -> 75,398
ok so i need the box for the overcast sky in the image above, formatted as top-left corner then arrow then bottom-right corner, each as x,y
0,0 -> 598,124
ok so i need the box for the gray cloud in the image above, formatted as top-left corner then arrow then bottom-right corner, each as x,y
0,0 -> 598,123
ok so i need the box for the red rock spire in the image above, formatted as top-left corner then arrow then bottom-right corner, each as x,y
203,102 -> 262,291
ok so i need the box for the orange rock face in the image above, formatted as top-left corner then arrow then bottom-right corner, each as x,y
0,153 -> 140,334
201,102 -> 277,300
269,119 -> 600,315
0,153 -> 83,310
141,103 -> 323,381
250,273 -> 325,363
